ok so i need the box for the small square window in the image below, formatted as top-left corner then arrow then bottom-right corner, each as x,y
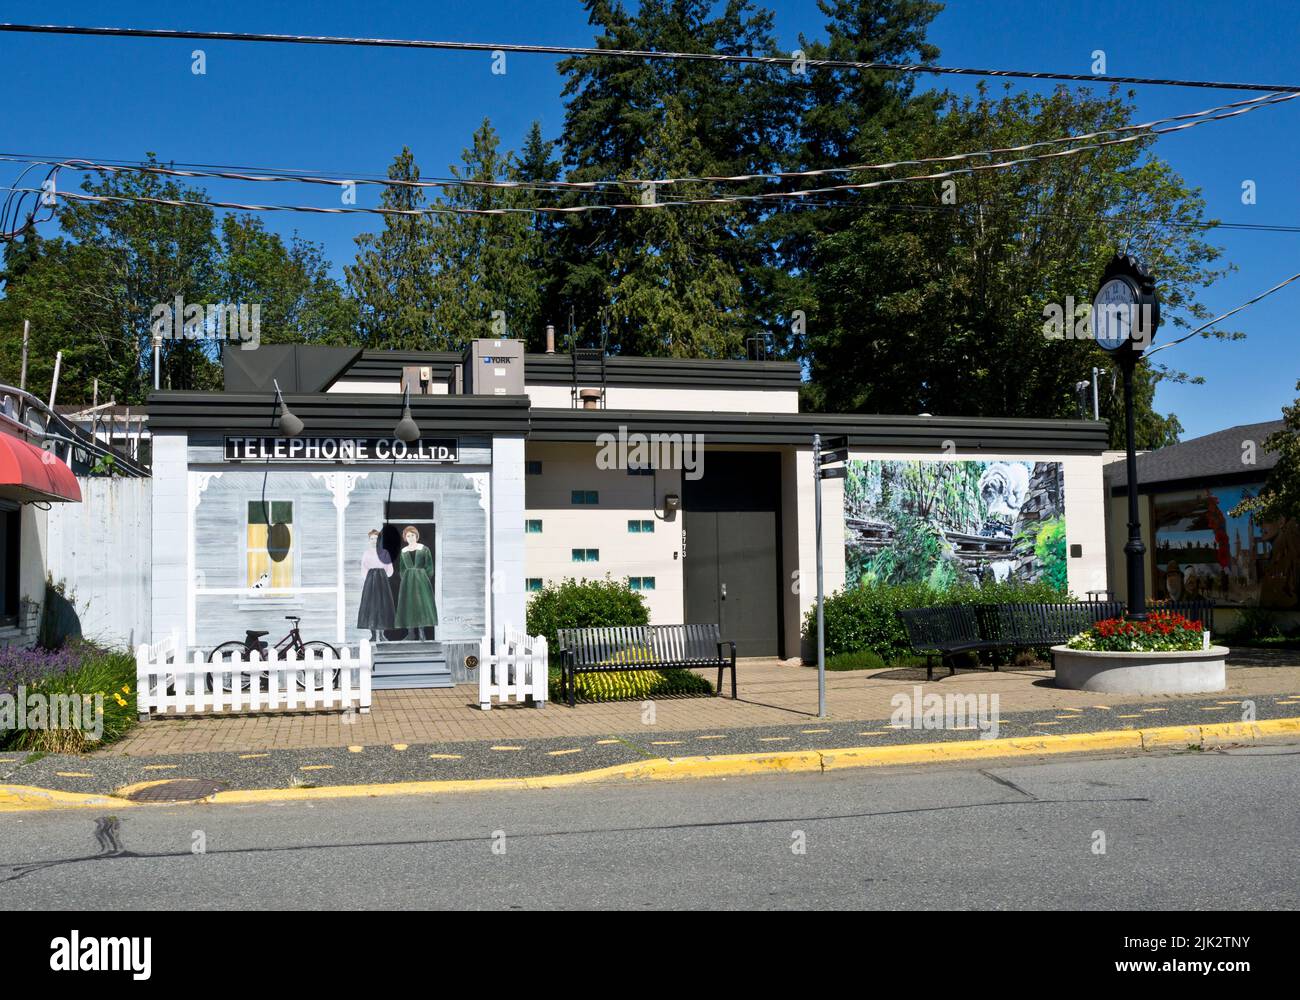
586,549 -> 599,562
627,519 -> 640,533
526,519 -> 543,534
629,577 -> 641,591
526,578 -> 543,592
641,577 -> 655,591
572,549 -> 585,562
642,519 -> 655,533
526,461 -> 543,476
571,490 -> 599,505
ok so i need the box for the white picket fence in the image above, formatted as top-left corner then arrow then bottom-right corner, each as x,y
478,626 -> 548,710
135,637 -> 372,718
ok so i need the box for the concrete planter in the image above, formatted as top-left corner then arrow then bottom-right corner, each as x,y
1052,645 -> 1228,694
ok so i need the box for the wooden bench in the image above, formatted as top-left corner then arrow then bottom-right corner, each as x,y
902,600 -> 1214,679
556,624 -> 737,708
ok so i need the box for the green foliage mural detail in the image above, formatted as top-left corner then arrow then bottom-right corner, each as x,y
844,459 -> 1067,591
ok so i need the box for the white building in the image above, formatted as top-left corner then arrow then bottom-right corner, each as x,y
145,342 -> 1112,684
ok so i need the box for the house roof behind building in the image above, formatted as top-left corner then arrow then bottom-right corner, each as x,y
1106,420 -> 1286,494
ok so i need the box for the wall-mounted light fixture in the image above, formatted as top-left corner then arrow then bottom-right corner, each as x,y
662,494 -> 681,521
273,379 -> 304,437
394,385 -> 421,443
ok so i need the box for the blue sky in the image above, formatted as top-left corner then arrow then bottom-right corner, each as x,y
2,0 -> 1297,438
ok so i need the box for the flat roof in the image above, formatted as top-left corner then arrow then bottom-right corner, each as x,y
149,390 -> 1109,452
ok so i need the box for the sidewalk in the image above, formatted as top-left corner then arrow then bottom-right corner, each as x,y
102,648 -> 1300,756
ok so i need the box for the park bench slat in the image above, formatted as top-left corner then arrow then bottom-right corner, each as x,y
555,623 -> 737,706
902,599 -> 1210,680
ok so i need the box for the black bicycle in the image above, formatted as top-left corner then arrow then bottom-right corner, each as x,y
206,617 -> 341,693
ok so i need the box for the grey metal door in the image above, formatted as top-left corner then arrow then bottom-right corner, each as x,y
683,452 -> 782,656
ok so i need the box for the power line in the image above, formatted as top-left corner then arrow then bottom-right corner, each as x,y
2,22 -> 1298,93
7,89 -> 1292,223
1146,269 -> 1300,358
2,90 -> 1287,194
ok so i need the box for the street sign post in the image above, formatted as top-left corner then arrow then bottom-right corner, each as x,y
813,434 -> 848,719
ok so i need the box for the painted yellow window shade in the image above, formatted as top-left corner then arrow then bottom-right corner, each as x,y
246,501 -> 294,589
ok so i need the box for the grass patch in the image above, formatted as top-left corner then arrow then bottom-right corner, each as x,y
825,650 -> 887,671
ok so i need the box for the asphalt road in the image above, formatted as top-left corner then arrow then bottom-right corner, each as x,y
6,691 -> 1297,794
3,743 -> 1298,910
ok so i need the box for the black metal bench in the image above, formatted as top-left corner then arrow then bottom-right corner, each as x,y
898,606 -> 1004,681
556,624 -> 737,707
902,600 -> 1214,680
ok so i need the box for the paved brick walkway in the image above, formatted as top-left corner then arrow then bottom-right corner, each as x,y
104,653 -> 1300,757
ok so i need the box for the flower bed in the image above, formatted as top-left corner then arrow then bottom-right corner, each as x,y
0,642 -> 138,753
1067,611 -> 1205,653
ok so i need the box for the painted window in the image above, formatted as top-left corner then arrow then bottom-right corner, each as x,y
628,519 -> 655,533
246,500 -> 294,590
629,577 -> 656,591
526,519 -> 543,534
526,461 -> 543,475
571,549 -> 599,563
571,490 -> 599,505
526,578 -> 544,592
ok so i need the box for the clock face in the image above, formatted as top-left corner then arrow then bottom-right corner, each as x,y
1092,277 -> 1138,351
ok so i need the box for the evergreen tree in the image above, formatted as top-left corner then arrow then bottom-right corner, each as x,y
555,0 -> 785,353
345,148 -> 438,349
804,84 -> 1226,448
424,120 -> 547,349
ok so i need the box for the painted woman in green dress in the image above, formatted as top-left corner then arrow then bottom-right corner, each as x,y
394,525 -> 438,640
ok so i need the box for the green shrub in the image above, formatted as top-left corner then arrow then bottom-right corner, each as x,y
825,650 -> 887,671
803,579 -> 1072,662
1,643 -> 137,754
526,577 -> 650,650
550,667 -> 713,702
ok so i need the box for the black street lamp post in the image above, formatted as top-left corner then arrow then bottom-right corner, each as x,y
1092,254 -> 1160,621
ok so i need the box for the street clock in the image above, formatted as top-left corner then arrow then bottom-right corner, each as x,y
1091,254 -> 1159,355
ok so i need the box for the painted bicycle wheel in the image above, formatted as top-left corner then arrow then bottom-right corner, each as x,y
294,641 -> 342,692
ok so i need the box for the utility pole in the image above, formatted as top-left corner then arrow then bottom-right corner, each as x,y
49,350 -> 62,410
813,433 -> 848,719
19,319 -> 29,391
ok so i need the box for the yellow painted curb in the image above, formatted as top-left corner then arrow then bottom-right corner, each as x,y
2,716 -> 1298,812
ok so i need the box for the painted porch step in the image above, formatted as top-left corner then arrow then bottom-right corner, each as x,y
372,672 -> 452,690
371,640 -> 453,689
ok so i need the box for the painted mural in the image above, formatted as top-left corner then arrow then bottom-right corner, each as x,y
1151,485 -> 1300,609
843,459 -> 1067,590
192,469 -> 487,648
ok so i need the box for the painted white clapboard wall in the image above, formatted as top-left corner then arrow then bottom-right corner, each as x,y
46,476 -> 152,650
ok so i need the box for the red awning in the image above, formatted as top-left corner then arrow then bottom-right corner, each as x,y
0,432 -> 82,503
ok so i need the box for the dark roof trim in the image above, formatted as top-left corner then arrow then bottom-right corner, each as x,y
342,350 -> 802,391
146,392 -> 1107,451
527,409 -> 1110,452
147,392 -> 530,435
1109,469 -> 1268,498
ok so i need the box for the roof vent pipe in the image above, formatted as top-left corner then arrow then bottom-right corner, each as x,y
545,324 -> 556,355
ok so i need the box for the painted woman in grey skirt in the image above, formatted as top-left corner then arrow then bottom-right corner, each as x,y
357,529 -> 395,641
